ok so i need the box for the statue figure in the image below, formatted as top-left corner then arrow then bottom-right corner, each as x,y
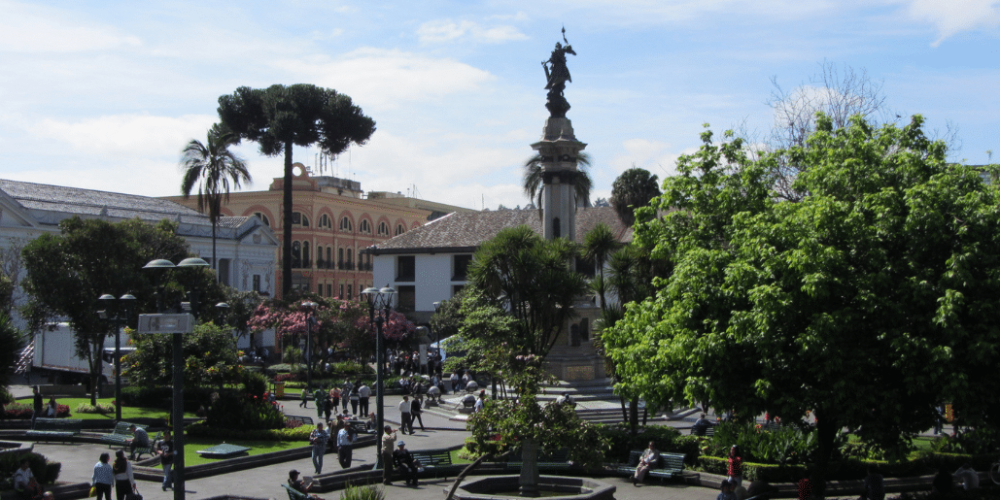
541,27 -> 576,117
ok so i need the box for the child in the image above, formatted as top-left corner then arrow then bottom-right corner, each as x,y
717,479 -> 736,500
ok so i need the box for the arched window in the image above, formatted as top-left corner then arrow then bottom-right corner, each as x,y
338,248 -> 344,269
340,217 -> 353,232
396,224 -> 405,236
254,212 -> 270,227
326,247 -> 331,267
359,219 -> 371,234
291,241 -> 302,268
377,222 -> 389,236
347,249 -> 353,268
292,212 -> 310,227
319,214 -> 332,228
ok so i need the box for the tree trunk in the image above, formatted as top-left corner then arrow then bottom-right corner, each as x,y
620,395 -> 629,424
629,398 -> 639,435
88,339 -> 100,406
281,142 -> 294,298
211,220 -> 217,280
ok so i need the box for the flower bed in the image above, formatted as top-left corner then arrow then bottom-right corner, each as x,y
3,402 -> 70,419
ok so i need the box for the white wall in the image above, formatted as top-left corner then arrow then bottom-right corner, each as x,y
373,252 -> 468,313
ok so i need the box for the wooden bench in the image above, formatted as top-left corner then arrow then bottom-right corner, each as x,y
647,452 -> 686,481
100,422 -> 147,448
507,448 -> 571,472
134,432 -> 162,460
410,448 -> 463,480
614,451 -> 686,481
280,484 -> 308,500
26,418 -> 82,442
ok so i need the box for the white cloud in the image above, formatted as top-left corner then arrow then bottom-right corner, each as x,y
416,19 -> 529,44
0,0 -> 141,53
896,0 -> 1000,45
272,48 -> 495,110
28,114 -> 217,157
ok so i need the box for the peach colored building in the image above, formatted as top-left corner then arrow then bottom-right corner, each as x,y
166,164 -> 454,300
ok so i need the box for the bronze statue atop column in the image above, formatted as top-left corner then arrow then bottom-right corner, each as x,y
542,27 -> 576,118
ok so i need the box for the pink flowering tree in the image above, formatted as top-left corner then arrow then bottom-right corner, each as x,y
346,309 -> 416,358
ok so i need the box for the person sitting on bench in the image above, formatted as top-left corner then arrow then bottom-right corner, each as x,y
287,470 -> 324,500
392,441 -> 419,486
125,425 -> 149,460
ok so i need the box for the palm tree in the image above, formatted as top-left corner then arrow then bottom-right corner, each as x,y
522,151 -> 593,209
582,223 -> 620,315
180,123 -> 252,275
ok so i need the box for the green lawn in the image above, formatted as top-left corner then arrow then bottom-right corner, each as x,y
182,438 -> 304,466
59,397 -> 198,421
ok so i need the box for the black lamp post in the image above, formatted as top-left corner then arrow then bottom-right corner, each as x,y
301,301 -> 317,394
142,256 -> 210,500
98,293 -> 135,422
361,284 -> 395,469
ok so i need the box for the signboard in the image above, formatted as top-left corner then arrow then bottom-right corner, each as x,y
137,313 -> 195,334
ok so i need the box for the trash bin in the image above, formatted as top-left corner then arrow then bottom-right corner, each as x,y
274,381 -> 285,398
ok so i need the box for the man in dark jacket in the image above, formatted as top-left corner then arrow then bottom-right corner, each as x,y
392,441 -> 419,486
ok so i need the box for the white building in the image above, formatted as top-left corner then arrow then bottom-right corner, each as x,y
0,178 -> 279,325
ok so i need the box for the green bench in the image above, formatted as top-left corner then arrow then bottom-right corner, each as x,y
507,448 -> 571,472
280,484 -> 308,500
615,451 -> 686,481
26,418 -> 83,442
410,448 -> 464,480
347,420 -> 374,435
100,422 -> 147,448
134,432 -> 162,460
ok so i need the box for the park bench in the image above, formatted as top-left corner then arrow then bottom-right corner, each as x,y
410,448 -> 463,480
347,420 -> 373,435
100,422 -> 147,448
134,432 -> 162,460
26,418 -> 82,442
615,451 -> 686,481
507,448 -> 571,473
690,426 -> 715,437
280,484 -> 308,500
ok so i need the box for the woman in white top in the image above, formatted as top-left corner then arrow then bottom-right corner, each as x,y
111,450 -> 136,500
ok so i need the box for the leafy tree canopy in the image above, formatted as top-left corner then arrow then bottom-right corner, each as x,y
125,322 -> 242,389
604,114 -> 1000,492
610,167 -> 661,226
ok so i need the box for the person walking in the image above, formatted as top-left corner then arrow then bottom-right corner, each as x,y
111,451 -> 136,500
309,422 -> 331,475
299,388 -> 307,408
349,385 -> 360,415
341,379 -> 353,412
329,387 -> 340,414
410,397 -> 426,432
91,453 -> 114,500
31,386 -> 42,429
398,396 -> 413,435
727,445 -> 743,488
155,430 -> 174,491
314,387 -> 326,419
336,425 -> 356,469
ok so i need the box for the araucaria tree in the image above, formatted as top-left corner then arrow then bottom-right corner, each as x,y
604,114 -> 1000,494
217,84 -> 376,297
180,123 -> 252,274
609,167 -> 660,226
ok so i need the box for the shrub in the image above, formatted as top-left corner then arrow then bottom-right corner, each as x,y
3,403 -> 70,419
340,484 -> 385,500
597,424 -> 689,463
241,371 -> 270,398
76,402 -> 115,414
205,391 -> 285,431
704,422 -> 815,466
120,386 -> 209,412
186,421 -> 312,441
0,387 -> 14,406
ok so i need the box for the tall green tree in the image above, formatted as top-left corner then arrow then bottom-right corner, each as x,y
581,222 -> 619,315
604,114 -> 1000,495
0,313 -> 26,387
21,218 -> 223,404
467,226 -> 588,357
125,322 -> 242,389
180,123 -> 252,275
523,151 -> 593,208
610,167 -> 661,226
217,84 -> 376,297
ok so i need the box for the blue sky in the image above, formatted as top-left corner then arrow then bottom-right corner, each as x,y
1,0 -> 997,210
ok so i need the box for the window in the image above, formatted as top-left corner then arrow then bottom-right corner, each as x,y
397,285 -> 415,312
254,212 -> 270,227
396,256 -> 415,282
327,284 -> 332,297
253,275 -> 261,292
326,247 -> 331,266
580,318 -> 590,341
347,249 -> 352,266
303,242 -> 310,268
453,255 -> 472,281
338,248 -> 344,267
340,284 -> 344,299
377,222 -> 389,236
292,241 -> 302,268
218,258 -> 231,286
553,217 -> 561,238
347,284 -> 353,300
292,212 -> 310,227
319,214 -> 332,228
318,284 -> 323,296
339,217 -> 353,232
359,219 -> 371,234
396,224 -> 405,236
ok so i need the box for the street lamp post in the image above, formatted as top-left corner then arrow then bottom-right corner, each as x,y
98,293 -> 135,422
361,285 -> 395,469
142,257 -> 210,500
301,301 -> 317,395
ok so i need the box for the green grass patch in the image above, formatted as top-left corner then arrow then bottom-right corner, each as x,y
58,397 -> 198,421
181,438 -> 303,466
450,448 -> 472,464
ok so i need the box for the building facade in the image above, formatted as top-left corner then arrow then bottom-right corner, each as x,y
165,164 -> 472,300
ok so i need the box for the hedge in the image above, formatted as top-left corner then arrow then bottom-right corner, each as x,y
694,454 -> 982,483
0,452 -> 61,490
185,421 -> 313,442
